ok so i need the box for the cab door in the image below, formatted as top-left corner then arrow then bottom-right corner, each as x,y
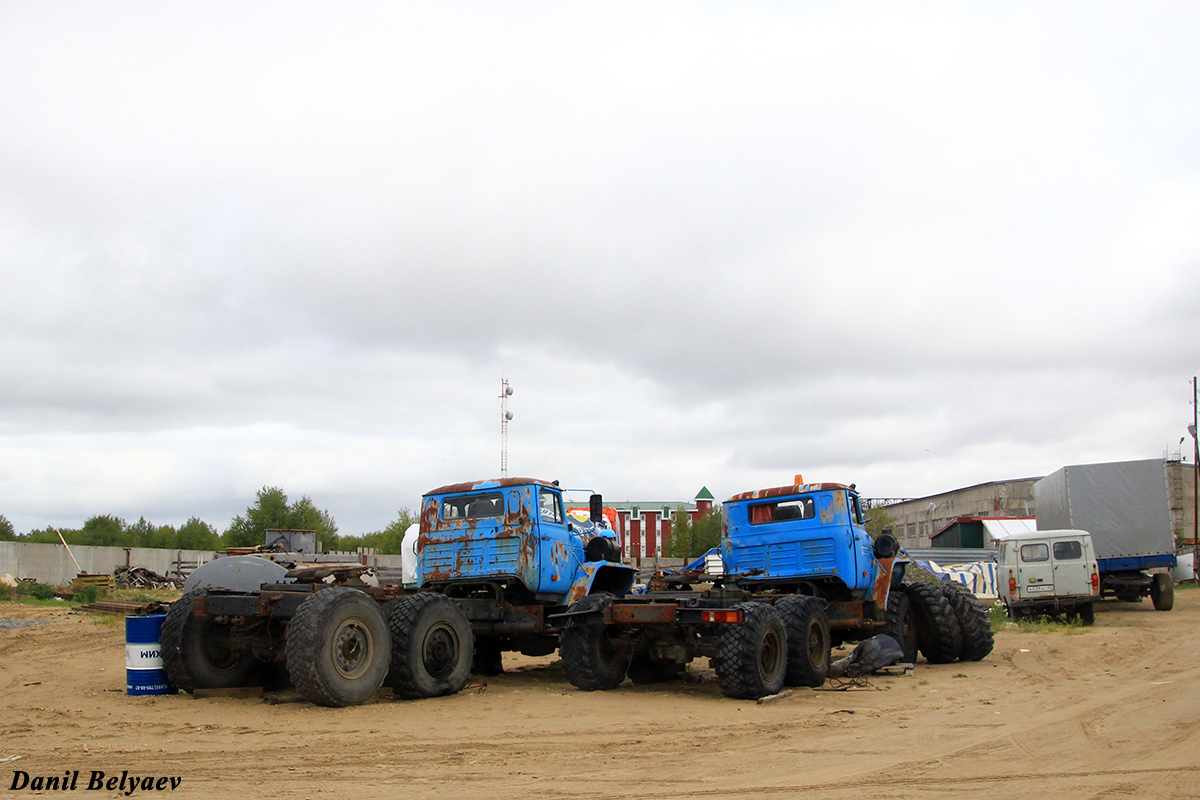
534,485 -> 572,596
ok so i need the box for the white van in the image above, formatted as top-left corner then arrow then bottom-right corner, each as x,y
995,529 -> 1100,624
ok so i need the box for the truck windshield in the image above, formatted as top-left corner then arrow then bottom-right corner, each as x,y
443,493 -> 503,520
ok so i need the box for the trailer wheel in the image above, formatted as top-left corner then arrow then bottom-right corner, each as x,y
286,587 -> 391,707
161,589 -> 257,694
472,636 -> 504,676
938,583 -> 994,661
883,590 -> 918,663
775,596 -> 830,687
713,602 -> 787,700
1151,574 -> 1174,611
905,582 -> 962,664
387,593 -> 474,699
560,593 -> 631,691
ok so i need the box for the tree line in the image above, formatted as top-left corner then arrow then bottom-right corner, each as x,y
0,486 -> 417,555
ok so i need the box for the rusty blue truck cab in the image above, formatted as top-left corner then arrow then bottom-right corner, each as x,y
416,477 -> 635,608
721,482 -> 880,597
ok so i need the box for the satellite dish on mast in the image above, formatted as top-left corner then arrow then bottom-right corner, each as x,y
505,386 -> 514,396
505,410 -> 514,420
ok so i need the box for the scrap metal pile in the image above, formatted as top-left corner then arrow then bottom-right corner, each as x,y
113,565 -> 179,590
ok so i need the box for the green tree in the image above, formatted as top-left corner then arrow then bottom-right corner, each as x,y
79,515 -> 126,547
668,506 -> 723,559
865,507 -> 897,539
340,508 -> 417,555
290,496 -> 339,551
0,514 -> 14,541
177,517 -> 221,551
224,487 -> 293,548
223,487 -> 339,550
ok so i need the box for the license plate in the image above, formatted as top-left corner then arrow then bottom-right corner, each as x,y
1025,584 -> 1054,594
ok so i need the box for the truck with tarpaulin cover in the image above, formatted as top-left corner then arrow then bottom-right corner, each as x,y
160,477 -> 636,706
1034,459 -> 1177,611
553,477 -> 993,699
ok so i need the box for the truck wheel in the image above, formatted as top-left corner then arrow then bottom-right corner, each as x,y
713,602 -> 787,700
286,587 -> 391,707
1151,573 -> 1174,611
387,593 -> 474,699
775,596 -> 830,687
904,582 -> 962,664
938,583 -> 994,661
626,652 -> 684,685
883,590 -> 918,663
472,636 -> 504,676
559,593 -> 631,691
161,589 -> 257,693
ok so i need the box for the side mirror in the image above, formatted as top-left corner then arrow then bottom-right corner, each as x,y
589,494 -> 603,523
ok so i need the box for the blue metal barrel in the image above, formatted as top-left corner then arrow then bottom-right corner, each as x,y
125,614 -> 177,696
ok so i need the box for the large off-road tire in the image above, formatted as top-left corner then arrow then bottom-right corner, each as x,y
713,602 -> 787,700
905,582 -> 963,664
883,590 -> 919,663
472,636 -> 504,676
285,587 -> 391,707
775,596 -> 830,687
161,589 -> 257,694
626,650 -> 685,685
560,593 -> 632,691
938,582 -> 994,661
387,593 -> 474,699
1151,573 -> 1174,611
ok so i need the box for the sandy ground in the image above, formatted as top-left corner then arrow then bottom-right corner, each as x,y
2,591 -> 1200,800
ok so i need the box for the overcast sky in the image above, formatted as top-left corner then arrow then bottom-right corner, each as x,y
2,1 -> 1199,536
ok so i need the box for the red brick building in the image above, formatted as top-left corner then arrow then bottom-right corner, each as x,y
607,487 -> 716,566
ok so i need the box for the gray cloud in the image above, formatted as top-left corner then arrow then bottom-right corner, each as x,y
2,2 -> 1198,534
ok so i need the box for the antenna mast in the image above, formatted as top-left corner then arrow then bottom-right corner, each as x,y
500,379 -> 513,478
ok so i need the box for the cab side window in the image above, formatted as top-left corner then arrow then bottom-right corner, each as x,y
539,490 -> 563,524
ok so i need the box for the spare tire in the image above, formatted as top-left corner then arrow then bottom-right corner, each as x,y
161,589 -> 257,694
905,582 -> 962,664
938,582 -> 994,661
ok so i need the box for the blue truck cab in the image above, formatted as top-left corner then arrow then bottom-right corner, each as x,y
722,481 -> 892,597
416,477 -> 635,606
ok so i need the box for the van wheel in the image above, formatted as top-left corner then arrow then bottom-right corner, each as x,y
1077,602 -> 1095,625
1151,574 -> 1174,611
938,583 -> 994,661
905,582 -> 962,664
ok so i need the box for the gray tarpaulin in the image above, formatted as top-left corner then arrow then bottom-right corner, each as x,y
1034,459 -> 1174,560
